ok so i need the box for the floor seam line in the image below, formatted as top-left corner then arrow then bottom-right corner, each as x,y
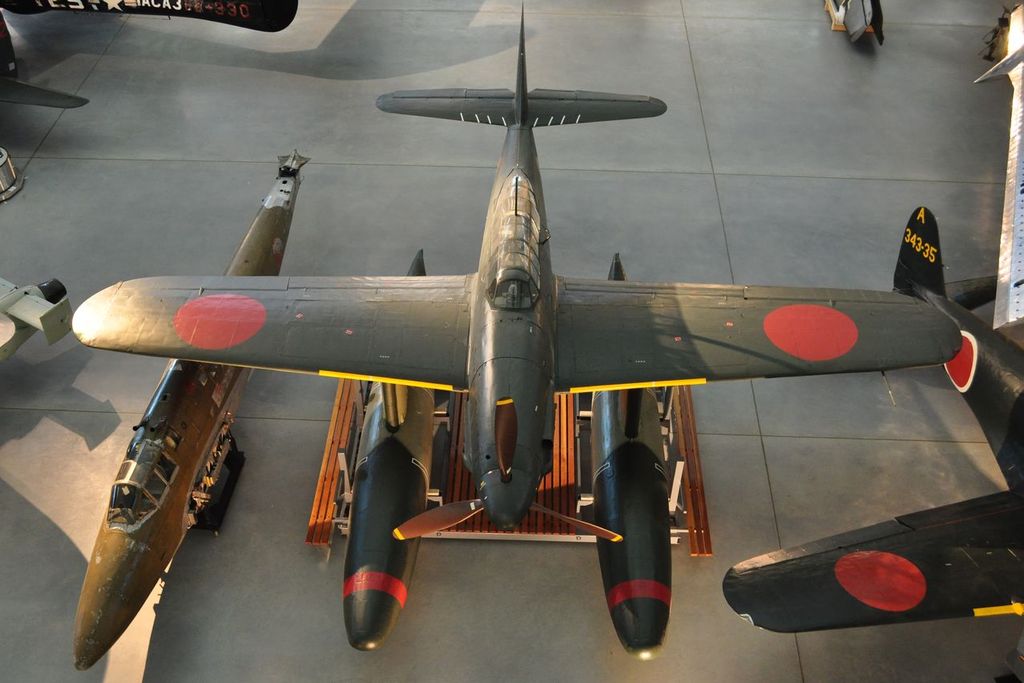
681,8 -> 735,284
749,381 -> 785,550
22,19 -> 129,170
22,155 -> 1003,186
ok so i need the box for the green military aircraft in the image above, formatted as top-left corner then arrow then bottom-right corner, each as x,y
72,13 -> 961,541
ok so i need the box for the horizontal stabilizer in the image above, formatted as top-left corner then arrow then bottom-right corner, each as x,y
0,77 -> 88,109
376,88 -> 666,127
723,492 -> 1024,632
946,276 -> 997,310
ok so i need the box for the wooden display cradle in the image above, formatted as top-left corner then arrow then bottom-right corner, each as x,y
306,382 -> 712,556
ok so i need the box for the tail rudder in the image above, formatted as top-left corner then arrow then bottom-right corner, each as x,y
894,206 -> 945,297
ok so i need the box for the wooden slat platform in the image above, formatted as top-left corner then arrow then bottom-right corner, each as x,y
305,379 -> 359,546
672,386 -> 712,556
445,393 -> 577,535
311,384 -> 712,551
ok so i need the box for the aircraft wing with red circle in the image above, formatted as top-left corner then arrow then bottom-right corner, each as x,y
73,275 -> 472,391
554,278 -> 962,393
722,491 -> 1024,632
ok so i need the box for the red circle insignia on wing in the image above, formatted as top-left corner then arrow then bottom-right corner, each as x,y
762,304 -> 859,362
834,550 -> 926,612
173,294 -> 267,350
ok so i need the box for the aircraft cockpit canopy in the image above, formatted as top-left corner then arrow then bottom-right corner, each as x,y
107,440 -> 178,528
486,174 -> 542,310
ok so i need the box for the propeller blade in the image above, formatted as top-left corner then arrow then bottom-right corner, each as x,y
393,499 -> 484,540
494,399 -> 518,480
530,503 -> 623,542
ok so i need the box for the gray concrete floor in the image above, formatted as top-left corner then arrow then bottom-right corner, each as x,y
0,1 -> 1019,681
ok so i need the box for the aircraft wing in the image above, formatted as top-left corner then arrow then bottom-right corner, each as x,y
73,275 -> 472,390
554,278 -> 961,392
722,492 -> 1024,632
0,77 -> 88,109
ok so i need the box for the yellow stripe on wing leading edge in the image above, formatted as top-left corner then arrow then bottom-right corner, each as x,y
568,377 -> 707,394
973,603 -> 1024,617
318,370 -> 454,392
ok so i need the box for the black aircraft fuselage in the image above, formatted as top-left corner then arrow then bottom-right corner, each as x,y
721,207 -> 1024,635
465,125 -> 554,528
922,290 -> 1024,492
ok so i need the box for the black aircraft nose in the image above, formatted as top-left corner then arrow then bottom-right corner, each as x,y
480,468 -> 533,530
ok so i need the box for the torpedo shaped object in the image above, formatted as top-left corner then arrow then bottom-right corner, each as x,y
343,382 -> 435,650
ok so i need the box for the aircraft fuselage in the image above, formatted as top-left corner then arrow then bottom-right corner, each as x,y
73,156 -> 305,670
465,125 -> 555,529
924,290 -> 1024,492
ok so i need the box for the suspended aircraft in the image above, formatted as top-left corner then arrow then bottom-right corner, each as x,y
723,207 -> 1024,638
73,15 -> 962,547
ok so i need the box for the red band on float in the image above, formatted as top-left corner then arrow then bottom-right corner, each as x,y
343,571 -> 408,608
606,580 -> 671,610
834,550 -> 926,612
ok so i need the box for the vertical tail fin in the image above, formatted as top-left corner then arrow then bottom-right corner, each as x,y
894,206 -> 945,297
514,6 -> 527,125
608,253 -> 626,282
407,249 -> 426,277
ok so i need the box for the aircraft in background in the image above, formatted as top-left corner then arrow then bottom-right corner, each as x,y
826,0 -> 883,45
0,275 -> 71,360
1,0 -> 296,32
722,208 -> 1024,668
843,0 -> 883,44
976,4 -> 1024,329
0,0 -> 295,107
72,153 -> 308,670
73,14 -> 960,554
1,13 -> 87,107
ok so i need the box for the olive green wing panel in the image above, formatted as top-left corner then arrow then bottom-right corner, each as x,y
554,278 -> 961,392
74,275 -> 472,390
